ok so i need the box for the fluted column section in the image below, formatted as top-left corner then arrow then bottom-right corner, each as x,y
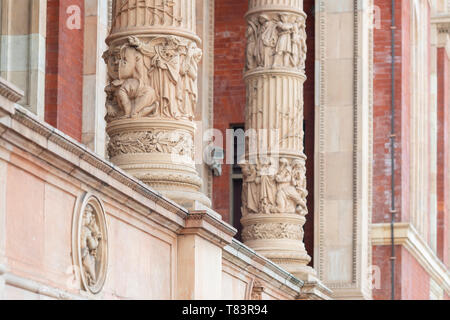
241,0 -> 313,277
104,0 -> 210,208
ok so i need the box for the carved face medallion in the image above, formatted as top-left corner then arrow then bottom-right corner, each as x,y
73,194 -> 108,294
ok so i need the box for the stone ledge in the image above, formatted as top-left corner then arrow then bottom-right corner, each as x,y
181,210 -> 237,248
0,264 -> 85,300
372,222 -> 450,294
297,274 -> 333,300
223,239 -> 304,297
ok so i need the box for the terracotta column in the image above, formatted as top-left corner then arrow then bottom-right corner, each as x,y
104,0 -> 210,208
241,0 -> 313,277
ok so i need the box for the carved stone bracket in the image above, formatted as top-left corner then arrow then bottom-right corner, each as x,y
245,12 -> 306,72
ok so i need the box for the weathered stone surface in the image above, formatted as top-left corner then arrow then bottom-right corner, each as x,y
241,0 -> 313,277
105,0 -> 210,208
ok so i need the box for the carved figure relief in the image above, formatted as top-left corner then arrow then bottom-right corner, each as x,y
108,130 -> 194,159
81,204 -> 103,287
179,42 -> 202,120
72,195 -> 108,294
104,36 -> 202,122
245,13 -> 306,71
241,158 -> 307,216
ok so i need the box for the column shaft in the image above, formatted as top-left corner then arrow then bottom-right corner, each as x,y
241,0 -> 313,277
104,0 -> 209,208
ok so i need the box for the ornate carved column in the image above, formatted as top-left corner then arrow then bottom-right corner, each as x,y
241,0 -> 313,277
103,0 -> 210,207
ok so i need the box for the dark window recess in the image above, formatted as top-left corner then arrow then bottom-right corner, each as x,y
231,124 -> 245,241
232,178 -> 243,241
232,126 -> 245,175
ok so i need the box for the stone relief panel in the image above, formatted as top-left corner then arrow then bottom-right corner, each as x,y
246,13 -> 306,71
72,194 -> 108,295
241,157 -> 308,216
103,36 -> 202,123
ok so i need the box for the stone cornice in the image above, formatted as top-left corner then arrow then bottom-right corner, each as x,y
372,222 -> 450,293
0,78 -> 24,103
223,239 -> 304,297
181,210 -> 237,247
431,14 -> 450,34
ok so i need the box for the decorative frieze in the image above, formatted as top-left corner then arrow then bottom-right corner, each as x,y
242,223 -> 303,241
245,13 -> 306,71
107,129 -> 194,159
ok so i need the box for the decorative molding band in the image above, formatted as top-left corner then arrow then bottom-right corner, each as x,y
182,210 -> 237,248
431,14 -> 450,33
0,78 -> 24,103
0,265 -> 86,300
316,0 -> 327,281
245,6 -> 306,19
351,0 -> 360,286
206,0 -> 215,200
372,223 -> 450,293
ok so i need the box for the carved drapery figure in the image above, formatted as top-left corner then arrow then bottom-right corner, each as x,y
274,14 -> 294,67
180,42 -> 202,120
103,36 -> 203,122
246,19 -> 258,70
259,157 -> 277,214
291,159 -> 308,215
241,158 -> 308,215
81,204 -> 103,287
257,15 -> 278,68
274,158 -> 304,213
242,164 -> 261,215
298,18 -> 307,70
245,13 -> 306,71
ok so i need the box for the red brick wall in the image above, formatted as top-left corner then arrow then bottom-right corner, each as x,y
45,0 -> 84,142
372,245 -> 402,300
401,248 -> 430,300
437,48 -> 449,266
373,246 -> 431,300
213,0 -> 248,223
373,0 -> 411,224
